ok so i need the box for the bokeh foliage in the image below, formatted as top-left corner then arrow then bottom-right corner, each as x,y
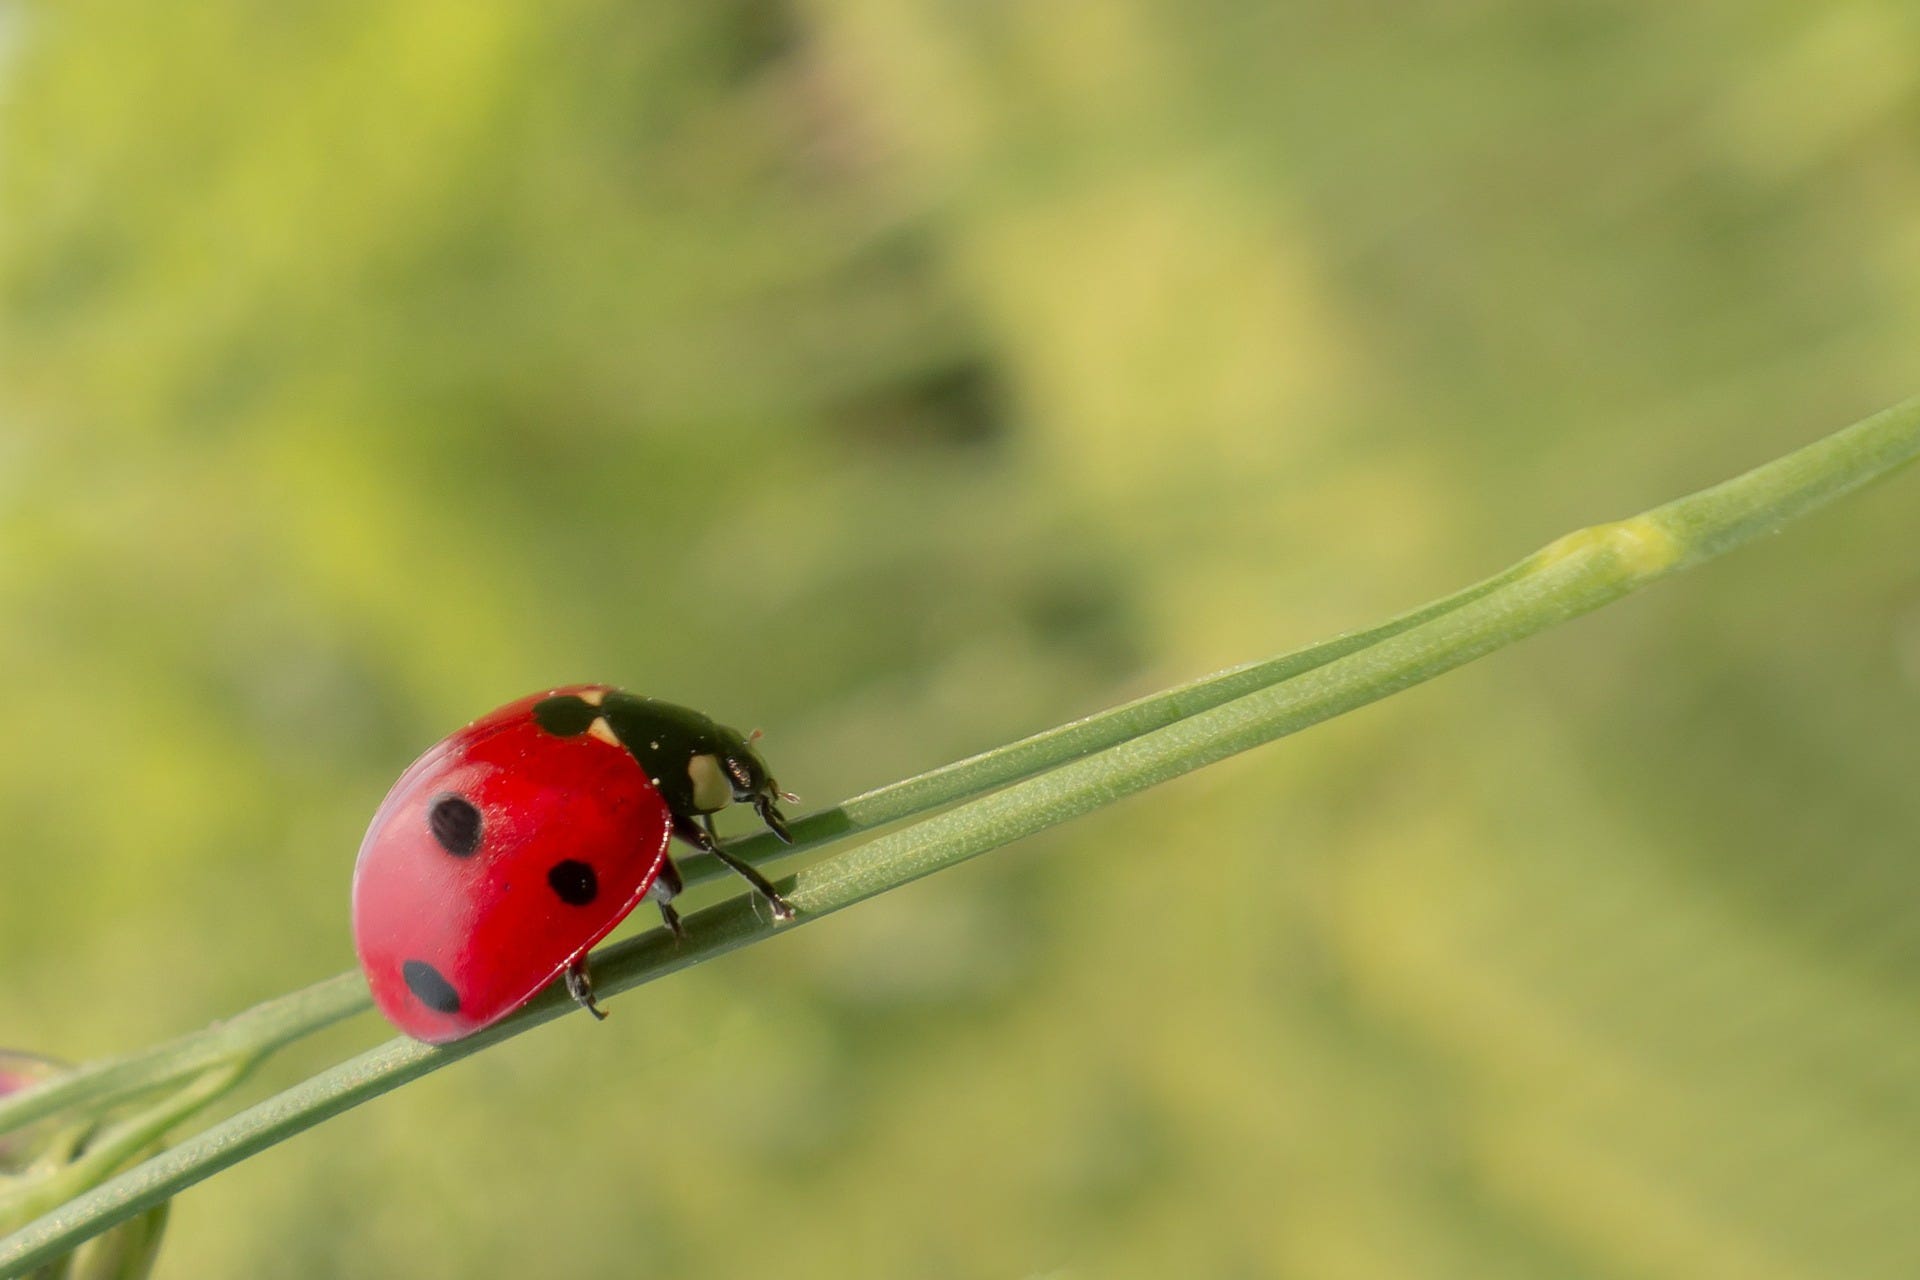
2,1 -> 1918,1276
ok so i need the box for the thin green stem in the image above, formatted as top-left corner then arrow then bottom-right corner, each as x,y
0,976 -> 364,1141
0,1061 -> 247,1231
682,551 -> 1534,884
1,394 -> 1915,1278
0,519 -> 1534,1144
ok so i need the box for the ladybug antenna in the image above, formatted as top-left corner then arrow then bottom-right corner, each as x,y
748,728 -> 764,744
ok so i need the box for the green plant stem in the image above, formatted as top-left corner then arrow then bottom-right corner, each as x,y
1,393 -> 1916,1277
0,976 -> 364,1141
0,521 -> 1536,1145
678,552 -> 1534,884
0,1062 -> 248,1232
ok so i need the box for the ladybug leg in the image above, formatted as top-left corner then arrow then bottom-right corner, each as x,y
564,957 -> 608,1021
702,814 -> 797,921
649,857 -> 687,939
673,814 -> 796,922
752,794 -> 794,844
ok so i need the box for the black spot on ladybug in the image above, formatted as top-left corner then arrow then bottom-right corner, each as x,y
428,794 -> 482,856
547,859 -> 599,906
533,695 -> 599,737
402,960 -> 461,1014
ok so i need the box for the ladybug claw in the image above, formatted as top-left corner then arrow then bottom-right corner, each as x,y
565,959 -> 608,1021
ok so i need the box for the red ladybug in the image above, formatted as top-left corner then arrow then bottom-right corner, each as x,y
352,685 -> 797,1044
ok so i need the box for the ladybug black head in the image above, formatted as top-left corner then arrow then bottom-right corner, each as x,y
715,727 -> 795,844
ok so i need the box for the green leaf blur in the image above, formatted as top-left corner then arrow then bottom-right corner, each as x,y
2,2 -> 1918,1277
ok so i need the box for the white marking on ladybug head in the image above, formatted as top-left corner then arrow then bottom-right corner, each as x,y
579,688 -> 606,707
588,717 -> 619,748
688,753 -> 732,813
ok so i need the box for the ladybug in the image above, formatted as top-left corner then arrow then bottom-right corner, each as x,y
352,685 -> 797,1044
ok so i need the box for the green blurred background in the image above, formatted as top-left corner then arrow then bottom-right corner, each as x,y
4,1 -> 1920,1276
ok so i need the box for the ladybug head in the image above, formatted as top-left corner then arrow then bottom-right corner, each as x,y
717,727 -> 797,844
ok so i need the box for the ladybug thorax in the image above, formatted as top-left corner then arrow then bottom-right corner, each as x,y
531,687 -> 765,822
